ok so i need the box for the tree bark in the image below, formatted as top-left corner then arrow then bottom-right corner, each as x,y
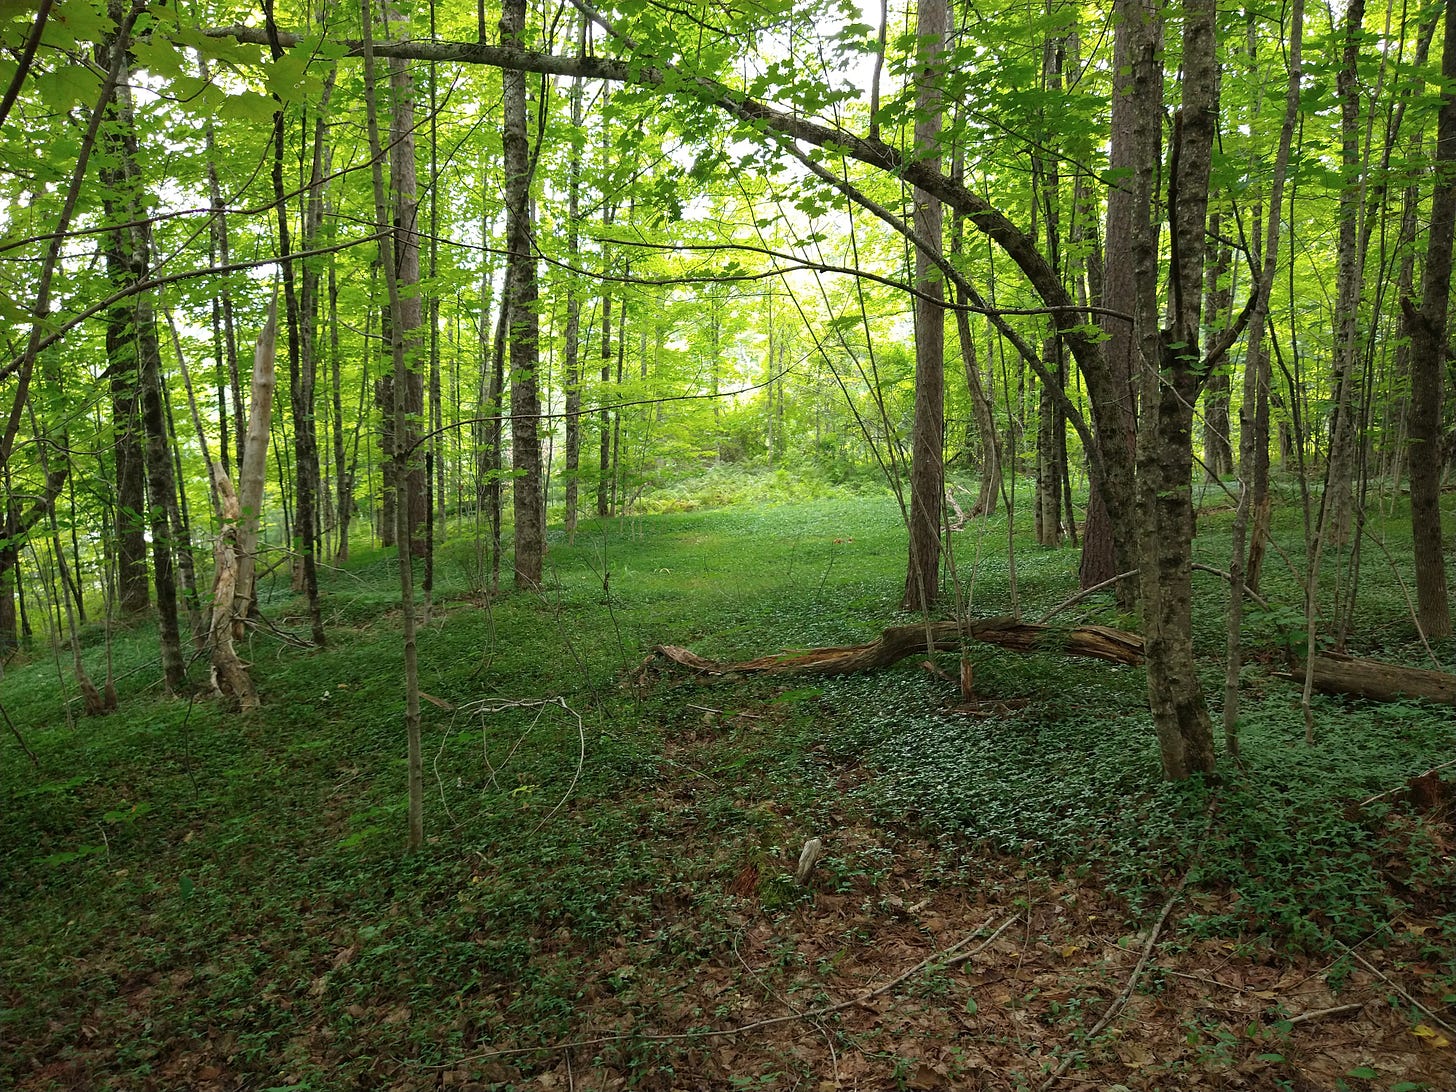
208,465 -> 258,711
234,301 -> 278,625
99,22 -> 184,690
1281,654 -> 1456,706
1201,217 -> 1233,479
1225,0 -> 1302,752
650,618 -> 1145,677
1134,0 -> 1219,780
1080,0 -> 1156,600
359,0 -> 424,852
903,0 -> 947,612
501,0 -> 544,588
1402,0 -> 1455,638
380,19 -> 427,559
1323,0 -> 1369,547
563,31 -> 585,541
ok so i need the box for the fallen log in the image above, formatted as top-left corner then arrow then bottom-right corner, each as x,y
653,618 -> 1145,677
1278,653 -> 1456,707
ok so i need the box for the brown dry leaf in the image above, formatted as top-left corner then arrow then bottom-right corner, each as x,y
906,1061 -> 949,1089
1116,1041 -> 1155,1068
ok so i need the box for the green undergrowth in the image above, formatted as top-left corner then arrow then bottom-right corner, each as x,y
2,481 -> 1453,1089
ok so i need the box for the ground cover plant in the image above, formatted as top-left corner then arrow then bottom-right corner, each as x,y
2,479 -> 1453,1092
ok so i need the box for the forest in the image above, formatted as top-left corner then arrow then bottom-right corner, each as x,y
1,0 -> 1454,1088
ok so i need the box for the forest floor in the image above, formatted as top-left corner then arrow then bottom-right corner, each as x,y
2,482 -> 1454,1091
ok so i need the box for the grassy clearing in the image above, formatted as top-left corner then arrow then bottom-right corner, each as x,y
2,476 -> 1453,1091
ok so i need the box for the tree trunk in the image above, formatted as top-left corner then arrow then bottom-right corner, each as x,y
1225,0 -> 1302,752
110,352 -> 149,616
1323,0 -> 1369,547
563,36 -> 585,541
1201,218 -> 1234,479
208,465 -> 258,711
330,258 -> 353,561
286,58 -> 336,648
1403,0 -> 1456,638
501,0 -> 544,588
381,24 -> 427,559
359,0 -> 424,852
202,54 -> 243,476
903,0 -> 947,612
1134,0 -> 1218,780
1081,0 -> 1155,602
1036,339 -> 1063,546
650,618 -> 1145,676
98,30 -> 184,690
160,371 -> 203,645
234,301 -> 278,625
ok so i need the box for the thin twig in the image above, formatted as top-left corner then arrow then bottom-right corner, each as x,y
1341,944 -> 1456,1035
685,703 -> 767,720
1036,570 -> 1138,624
1285,1002 -> 1364,1026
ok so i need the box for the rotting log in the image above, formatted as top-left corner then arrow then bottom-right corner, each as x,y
645,619 -> 1456,710
1279,653 -> 1456,707
652,618 -> 1145,678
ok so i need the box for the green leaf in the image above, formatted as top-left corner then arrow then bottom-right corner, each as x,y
218,92 -> 280,124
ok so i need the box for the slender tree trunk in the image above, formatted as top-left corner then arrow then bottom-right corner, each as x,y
1036,337 -> 1063,546
381,14 -> 427,560
136,295 -> 186,691
359,0 -> 423,852
160,372 -> 203,645
1225,0 -> 1303,753
563,32 -> 585,541
1403,0 -> 1456,638
1324,0 -> 1369,547
110,309 -> 149,614
1201,217 -> 1234,479
501,0 -> 544,588
98,27 -> 184,690
488,265 -> 509,588
287,62 -> 336,648
201,56 -> 243,475
598,274 -> 613,517
234,301 -> 278,626
207,465 -> 257,711
330,258 -> 353,561
1082,0 -> 1156,602
903,0 -> 947,612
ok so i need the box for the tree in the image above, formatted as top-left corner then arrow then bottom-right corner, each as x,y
1402,0 -> 1456,639
501,0 -> 544,588
98,10 -> 185,691
902,0 -> 948,613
